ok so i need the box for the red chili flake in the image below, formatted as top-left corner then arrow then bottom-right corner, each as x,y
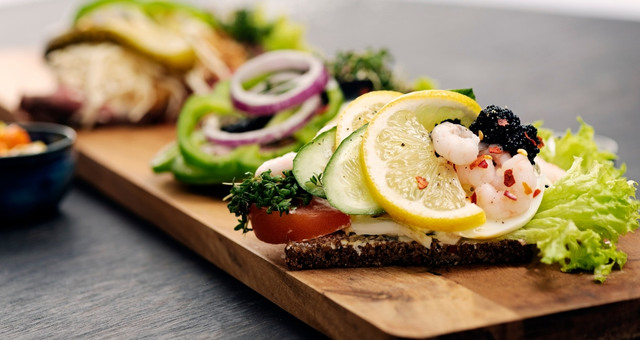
488,145 -> 503,154
497,118 -> 509,126
469,160 -> 478,170
503,169 -> 515,187
416,176 -> 429,190
470,192 -> 477,204
504,190 -> 518,201
469,155 -> 492,170
522,182 -> 533,195
537,136 -> 545,147
524,131 -> 538,147
533,189 -> 541,198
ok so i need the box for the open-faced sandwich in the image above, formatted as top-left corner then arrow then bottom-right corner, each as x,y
18,0 -> 305,128
226,89 -> 640,283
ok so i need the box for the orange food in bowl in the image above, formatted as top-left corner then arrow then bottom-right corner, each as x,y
0,122 -> 47,157
0,123 -> 31,149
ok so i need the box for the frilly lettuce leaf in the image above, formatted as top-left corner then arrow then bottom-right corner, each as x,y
535,117 -> 618,172
505,159 -> 639,282
504,119 -> 639,282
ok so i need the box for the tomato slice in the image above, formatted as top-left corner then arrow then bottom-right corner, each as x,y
249,197 -> 350,244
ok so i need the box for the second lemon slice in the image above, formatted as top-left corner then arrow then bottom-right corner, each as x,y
335,90 -> 403,146
361,90 -> 485,232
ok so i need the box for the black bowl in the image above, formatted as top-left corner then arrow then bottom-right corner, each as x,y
0,122 -> 76,221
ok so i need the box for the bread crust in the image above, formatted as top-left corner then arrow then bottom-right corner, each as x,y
285,231 -> 536,270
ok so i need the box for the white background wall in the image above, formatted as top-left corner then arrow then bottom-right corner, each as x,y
5,0 -> 640,22
2,0 -> 640,22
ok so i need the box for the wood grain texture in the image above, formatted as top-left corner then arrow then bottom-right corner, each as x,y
73,125 -> 640,339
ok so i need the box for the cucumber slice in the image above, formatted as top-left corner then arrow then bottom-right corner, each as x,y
292,127 -> 336,197
323,124 -> 384,215
150,141 -> 179,173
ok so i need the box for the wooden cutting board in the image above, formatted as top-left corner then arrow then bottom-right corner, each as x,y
2,50 -> 639,339
71,124 -> 640,339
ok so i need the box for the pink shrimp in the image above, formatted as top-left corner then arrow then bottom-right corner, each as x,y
479,142 -> 511,166
458,153 -> 540,220
431,122 -> 480,165
476,154 -> 539,219
456,155 -> 496,189
474,183 -> 533,220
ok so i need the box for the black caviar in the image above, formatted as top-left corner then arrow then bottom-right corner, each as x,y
469,105 -> 542,163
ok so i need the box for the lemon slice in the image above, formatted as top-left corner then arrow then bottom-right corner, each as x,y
334,90 -> 403,146
361,90 -> 485,232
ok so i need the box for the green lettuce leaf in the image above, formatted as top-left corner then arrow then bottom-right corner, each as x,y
535,117 -> 618,172
504,153 -> 639,282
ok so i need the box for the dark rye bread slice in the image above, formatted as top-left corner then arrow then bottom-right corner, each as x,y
284,231 -> 536,270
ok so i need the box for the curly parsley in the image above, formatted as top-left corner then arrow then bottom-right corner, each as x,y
226,170 -> 313,233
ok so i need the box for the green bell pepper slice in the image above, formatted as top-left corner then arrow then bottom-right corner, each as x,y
154,79 -> 343,184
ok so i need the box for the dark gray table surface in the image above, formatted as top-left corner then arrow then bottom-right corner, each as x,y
2,1 -> 640,339
2,180 -> 326,339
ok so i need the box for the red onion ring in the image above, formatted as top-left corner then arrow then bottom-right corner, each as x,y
203,94 -> 322,147
230,50 -> 329,115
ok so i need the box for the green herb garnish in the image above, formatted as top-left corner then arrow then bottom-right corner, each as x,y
328,48 -> 400,91
226,170 -> 313,233
306,173 -> 323,191
327,48 -> 438,95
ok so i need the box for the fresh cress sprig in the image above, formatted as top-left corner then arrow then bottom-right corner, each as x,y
306,173 -> 323,192
226,170 -> 313,233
